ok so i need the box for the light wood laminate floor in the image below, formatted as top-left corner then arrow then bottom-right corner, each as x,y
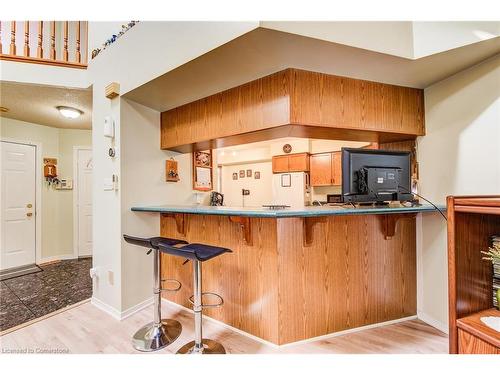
0,301 -> 448,354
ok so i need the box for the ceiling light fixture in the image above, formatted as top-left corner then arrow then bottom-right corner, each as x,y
57,106 -> 83,119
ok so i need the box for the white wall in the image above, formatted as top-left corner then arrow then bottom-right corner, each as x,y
89,21 -> 258,313
0,117 -> 91,260
417,54 -> 500,332
261,21 -> 415,59
221,161 -> 273,207
412,22 -> 500,59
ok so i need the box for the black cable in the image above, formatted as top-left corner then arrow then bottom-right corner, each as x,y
398,185 -> 447,221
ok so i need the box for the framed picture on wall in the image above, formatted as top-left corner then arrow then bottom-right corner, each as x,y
254,171 -> 260,179
193,150 -> 213,191
246,169 -> 252,177
281,173 -> 291,187
239,170 -> 245,178
194,151 -> 212,167
232,172 -> 238,180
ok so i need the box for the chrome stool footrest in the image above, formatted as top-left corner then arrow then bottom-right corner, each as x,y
188,292 -> 224,308
160,278 -> 182,292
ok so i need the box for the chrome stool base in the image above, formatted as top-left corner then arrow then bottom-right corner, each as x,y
176,338 -> 226,354
132,319 -> 182,352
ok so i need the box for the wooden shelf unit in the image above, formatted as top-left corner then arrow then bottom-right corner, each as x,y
447,195 -> 500,354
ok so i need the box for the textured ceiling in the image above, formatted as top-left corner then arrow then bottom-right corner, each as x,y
124,28 -> 500,112
0,82 -> 92,129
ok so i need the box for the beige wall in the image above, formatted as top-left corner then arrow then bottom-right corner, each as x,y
120,99 -> 197,310
417,54 -> 500,332
0,117 -> 92,260
221,161 -> 273,207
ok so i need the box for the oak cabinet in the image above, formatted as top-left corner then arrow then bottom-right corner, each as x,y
310,153 -> 332,186
272,155 -> 289,173
310,151 -> 342,186
458,329 -> 500,354
331,152 -> 342,186
272,153 -> 309,173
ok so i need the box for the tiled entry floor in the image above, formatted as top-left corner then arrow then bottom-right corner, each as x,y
0,258 -> 92,332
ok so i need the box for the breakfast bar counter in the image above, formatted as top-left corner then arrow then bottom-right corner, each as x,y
131,203 -> 440,217
131,203 -> 442,345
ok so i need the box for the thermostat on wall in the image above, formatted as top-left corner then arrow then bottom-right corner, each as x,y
56,178 -> 73,190
104,116 -> 115,138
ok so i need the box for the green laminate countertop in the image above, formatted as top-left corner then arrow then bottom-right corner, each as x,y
131,203 -> 444,218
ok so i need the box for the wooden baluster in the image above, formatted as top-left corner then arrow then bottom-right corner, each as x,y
75,21 -> 81,63
37,21 -> 43,58
24,21 -> 30,57
0,22 -> 3,54
10,21 -> 16,55
50,21 -> 56,60
63,21 -> 68,62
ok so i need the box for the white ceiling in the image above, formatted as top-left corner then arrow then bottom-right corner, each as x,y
0,81 -> 92,129
124,28 -> 500,112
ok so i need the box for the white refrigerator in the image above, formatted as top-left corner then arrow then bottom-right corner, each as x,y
271,172 -> 311,208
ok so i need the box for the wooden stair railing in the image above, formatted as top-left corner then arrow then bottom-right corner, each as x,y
0,21 -> 87,69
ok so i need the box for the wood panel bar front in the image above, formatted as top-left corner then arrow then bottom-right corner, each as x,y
160,212 -> 417,345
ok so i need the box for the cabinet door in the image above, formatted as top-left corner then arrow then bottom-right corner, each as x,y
288,153 -> 310,172
458,329 -> 500,354
272,155 -> 289,173
310,153 -> 332,186
331,151 -> 342,186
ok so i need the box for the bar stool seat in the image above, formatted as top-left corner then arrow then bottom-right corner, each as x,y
158,242 -> 232,354
124,234 -> 188,352
158,242 -> 231,261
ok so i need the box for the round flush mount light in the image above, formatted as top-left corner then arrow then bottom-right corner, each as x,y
0,106 -> 9,113
57,106 -> 83,119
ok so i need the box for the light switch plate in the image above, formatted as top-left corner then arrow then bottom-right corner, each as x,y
103,177 -> 114,191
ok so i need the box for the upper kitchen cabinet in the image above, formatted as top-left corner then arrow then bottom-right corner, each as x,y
161,68 -> 424,152
310,151 -> 342,186
272,153 -> 310,173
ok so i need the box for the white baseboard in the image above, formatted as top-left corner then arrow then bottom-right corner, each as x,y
91,297 -> 122,320
91,296 -> 154,321
120,297 -> 154,320
161,298 -> 418,348
38,254 -> 77,264
417,310 -> 449,334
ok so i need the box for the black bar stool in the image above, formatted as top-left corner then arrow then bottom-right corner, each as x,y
123,234 -> 188,352
158,242 -> 232,354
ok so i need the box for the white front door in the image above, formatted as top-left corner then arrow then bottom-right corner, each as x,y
1,141 -> 36,270
76,148 -> 92,257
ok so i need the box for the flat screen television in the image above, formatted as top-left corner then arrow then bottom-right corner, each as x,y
341,148 -> 413,204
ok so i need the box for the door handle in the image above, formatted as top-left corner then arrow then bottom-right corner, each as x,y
27,212 -> 33,217
27,203 -> 33,208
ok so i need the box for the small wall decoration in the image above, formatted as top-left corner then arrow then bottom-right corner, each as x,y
232,173 -> 238,180
166,158 -> 180,182
91,21 -> 139,59
254,171 -> 261,179
43,157 -> 59,186
193,150 -> 213,191
246,169 -> 252,177
283,144 -> 292,154
239,170 -> 245,178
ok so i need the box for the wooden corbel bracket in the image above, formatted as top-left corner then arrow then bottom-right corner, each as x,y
303,216 -> 327,246
379,213 -> 417,240
228,216 -> 252,245
162,213 -> 187,236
